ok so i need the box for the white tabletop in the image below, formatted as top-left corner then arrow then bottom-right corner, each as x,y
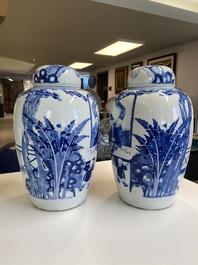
0,160 -> 198,265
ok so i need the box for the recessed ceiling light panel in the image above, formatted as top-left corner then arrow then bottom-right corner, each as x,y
149,0 -> 198,13
95,39 -> 144,56
69,62 -> 93,69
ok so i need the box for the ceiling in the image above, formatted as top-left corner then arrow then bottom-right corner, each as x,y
1,0 -> 198,80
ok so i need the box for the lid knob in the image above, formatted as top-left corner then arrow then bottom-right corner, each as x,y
33,65 -> 81,88
128,65 -> 175,88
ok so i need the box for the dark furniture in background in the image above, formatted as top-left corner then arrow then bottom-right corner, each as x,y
0,142 -> 20,174
184,141 -> 198,182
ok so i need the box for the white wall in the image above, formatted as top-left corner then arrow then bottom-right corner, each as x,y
91,40 -> 198,117
176,40 -> 198,118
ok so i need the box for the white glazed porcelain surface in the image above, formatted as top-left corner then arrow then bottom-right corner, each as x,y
14,65 -> 99,211
33,64 -> 81,88
127,65 -> 175,88
110,66 -> 193,210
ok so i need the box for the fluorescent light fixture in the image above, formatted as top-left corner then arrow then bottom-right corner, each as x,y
8,78 -> 13,81
149,0 -> 198,13
69,62 -> 93,69
95,39 -> 144,56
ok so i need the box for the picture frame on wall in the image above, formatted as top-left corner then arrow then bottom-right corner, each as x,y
115,66 -> 128,94
147,53 -> 177,72
131,61 -> 143,70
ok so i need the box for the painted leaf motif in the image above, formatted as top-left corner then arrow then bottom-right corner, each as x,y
131,115 -> 191,197
110,88 -> 192,199
17,88 -> 98,200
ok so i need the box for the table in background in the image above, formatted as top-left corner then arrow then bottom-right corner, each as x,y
0,161 -> 198,265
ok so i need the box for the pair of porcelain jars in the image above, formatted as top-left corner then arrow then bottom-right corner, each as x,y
14,64 -> 193,211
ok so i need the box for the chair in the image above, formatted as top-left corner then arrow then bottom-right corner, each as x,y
184,139 -> 198,182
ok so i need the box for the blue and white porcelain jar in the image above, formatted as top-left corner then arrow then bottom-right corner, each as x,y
14,65 -> 99,211
109,65 -> 193,209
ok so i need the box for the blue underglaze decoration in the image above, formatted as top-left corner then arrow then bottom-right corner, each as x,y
62,90 -> 99,147
16,88 -> 99,200
129,65 -> 175,85
33,65 -> 80,84
110,88 -> 192,198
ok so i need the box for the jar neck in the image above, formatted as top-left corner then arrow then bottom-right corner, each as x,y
33,85 -> 80,90
128,85 -> 177,90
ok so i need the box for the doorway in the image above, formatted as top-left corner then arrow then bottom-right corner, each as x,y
1,80 -> 23,113
97,71 -> 108,107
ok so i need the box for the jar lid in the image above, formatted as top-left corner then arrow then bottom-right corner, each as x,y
128,65 -> 175,88
33,65 -> 81,88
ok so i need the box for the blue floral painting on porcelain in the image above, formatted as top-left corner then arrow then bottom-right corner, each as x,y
14,65 -> 99,210
109,65 -> 193,209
